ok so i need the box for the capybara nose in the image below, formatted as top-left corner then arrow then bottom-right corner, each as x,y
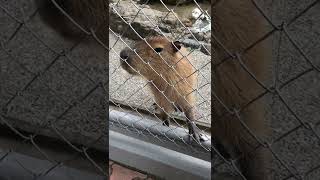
120,47 -> 130,60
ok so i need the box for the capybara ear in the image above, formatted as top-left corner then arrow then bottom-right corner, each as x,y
171,41 -> 182,52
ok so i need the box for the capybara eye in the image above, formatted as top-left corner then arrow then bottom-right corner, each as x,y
154,47 -> 163,53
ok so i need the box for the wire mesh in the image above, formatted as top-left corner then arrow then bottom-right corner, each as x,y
109,0 -> 212,159
109,0 -> 320,179
211,0 -> 320,179
0,0 -> 107,178
0,0 -> 319,179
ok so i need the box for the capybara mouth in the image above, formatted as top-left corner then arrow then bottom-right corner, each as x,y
120,59 -> 137,75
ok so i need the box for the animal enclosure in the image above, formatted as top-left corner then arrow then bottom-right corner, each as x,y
0,0 -> 319,180
109,0 -> 211,179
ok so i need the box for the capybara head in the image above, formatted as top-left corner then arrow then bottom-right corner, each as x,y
119,36 -> 183,77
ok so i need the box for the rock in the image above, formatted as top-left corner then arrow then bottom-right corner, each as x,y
180,39 -> 201,49
191,31 -> 211,42
200,43 -> 211,55
190,18 -> 211,33
191,7 -> 205,20
190,8 -> 211,34
204,32 -> 211,42
181,18 -> 193,27
194,32 -> 205,41
203,32 -> 209,39
185,33 -> 193,39
138,0 -> 193,5
158,24 -> 170,33
109,1 -> 178,40
162,17 -> 178,26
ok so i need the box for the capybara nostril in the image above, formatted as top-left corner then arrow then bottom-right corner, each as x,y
120,47 -> 130,60
120,51 -> 128,60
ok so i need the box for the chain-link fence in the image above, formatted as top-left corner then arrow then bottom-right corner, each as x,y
1,0 -> 320,179
109,0 -> 320,179
109,0 -> 212,160
0,0 -> 107,178
211,0 -> 320,180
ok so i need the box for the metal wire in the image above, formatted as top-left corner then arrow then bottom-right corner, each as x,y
211,0 -> 320,179
0,0 -> 107,178
0,0 -> 319,179
110,0 -> 320,179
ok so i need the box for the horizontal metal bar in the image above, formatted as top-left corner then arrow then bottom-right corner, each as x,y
109,130 -> 211,180
109,109 -> 211,151
110,99 -> 211,130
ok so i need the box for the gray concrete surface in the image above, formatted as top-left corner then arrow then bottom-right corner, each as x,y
0,0 -> 107,177
0,0 -> 107,145
0,150 -> 105,180
264,1 -> 320,179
